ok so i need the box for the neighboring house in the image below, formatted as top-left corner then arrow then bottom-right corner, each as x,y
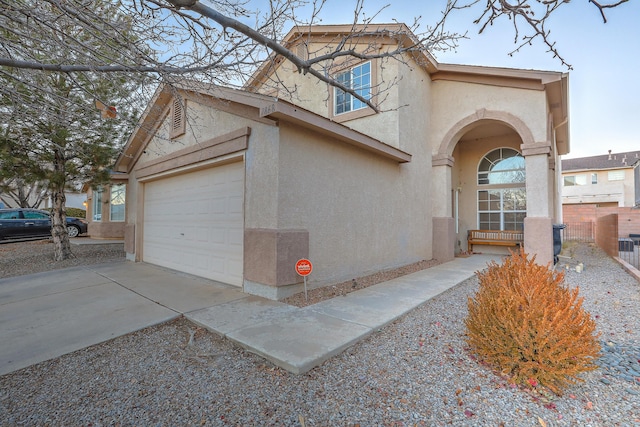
1,189 -> 86,211
113,24 -> 569,299
41,192 -> 87,211
561,150 -> 640,239
562,150 -> 640,208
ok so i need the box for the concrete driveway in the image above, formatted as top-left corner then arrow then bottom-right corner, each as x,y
1,255 -> 493,376
0,261 -> 246,375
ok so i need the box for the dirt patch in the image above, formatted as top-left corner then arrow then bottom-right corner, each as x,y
282,259 -> 442,308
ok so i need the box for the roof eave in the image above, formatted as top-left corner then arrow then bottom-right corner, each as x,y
259,101 -> 412,163
245,23 -> 439,92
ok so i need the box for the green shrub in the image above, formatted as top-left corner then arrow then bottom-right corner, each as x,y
65,207 -> 86,218
465,249 -> 600,395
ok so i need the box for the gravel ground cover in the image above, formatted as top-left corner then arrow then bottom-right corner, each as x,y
0,239 -> 125,279
283,259 -> 441,308
1,242 -> 639,426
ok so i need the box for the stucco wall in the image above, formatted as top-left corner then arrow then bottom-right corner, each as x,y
430,81 -> 548,153
274,121 -> 432,288
139,100 -> 259,163
259,46 -> 408,149
88,222 -> 125,239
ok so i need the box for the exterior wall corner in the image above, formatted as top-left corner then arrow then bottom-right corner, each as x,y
524,216 -> 553,266
432,217 -> 455,262
243,228 -> 309,295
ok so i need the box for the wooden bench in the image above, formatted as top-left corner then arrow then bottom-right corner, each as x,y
467,229 -> 524,253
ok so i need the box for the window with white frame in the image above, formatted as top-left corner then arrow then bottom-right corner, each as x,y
92,188 -> 103,222
591,173 -> 598,184
477,148 -> 526,231
608,170 -> 625,181
109,184 -> 126,222
477,148 -> 525,185
478,189 -> 527,231
563,174 -> 587,186
334,61 -> 371,115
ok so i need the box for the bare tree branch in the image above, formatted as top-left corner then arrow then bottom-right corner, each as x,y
471,0 -> 629,69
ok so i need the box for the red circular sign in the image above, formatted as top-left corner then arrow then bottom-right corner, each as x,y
295,259 -> 313,276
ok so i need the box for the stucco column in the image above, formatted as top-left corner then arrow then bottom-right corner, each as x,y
432,155 -> 455,262
522,142 -> 553,265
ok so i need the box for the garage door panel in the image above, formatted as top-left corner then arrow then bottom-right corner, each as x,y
228,195 -> 244,214
228,228 -> 243,246
143,162 -> 244,287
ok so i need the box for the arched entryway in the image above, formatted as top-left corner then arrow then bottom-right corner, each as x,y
432,110 -> 555,264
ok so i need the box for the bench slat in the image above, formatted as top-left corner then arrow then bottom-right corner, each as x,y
467,229 -> 523,253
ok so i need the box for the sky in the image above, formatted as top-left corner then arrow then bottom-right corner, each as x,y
292,0 -> 640,159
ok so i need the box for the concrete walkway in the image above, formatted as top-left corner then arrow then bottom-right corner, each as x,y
0,255 -> 494,376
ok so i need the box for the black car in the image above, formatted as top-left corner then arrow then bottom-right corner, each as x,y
0,208 -> 88,241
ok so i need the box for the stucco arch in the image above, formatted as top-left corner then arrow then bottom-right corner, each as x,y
436,109 -> 536,159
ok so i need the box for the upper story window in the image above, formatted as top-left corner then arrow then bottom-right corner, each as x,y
477,148 -> 525,185
334,61 -> 371,115
608,170 -> 625,181
591,173 -> 598,184
564,174 -> 587,186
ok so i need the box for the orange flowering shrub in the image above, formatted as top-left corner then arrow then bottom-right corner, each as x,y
465,249 -> 601,395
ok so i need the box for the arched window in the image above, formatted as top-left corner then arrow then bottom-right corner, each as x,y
477,148 -> 526,231
478,148 -> 525,185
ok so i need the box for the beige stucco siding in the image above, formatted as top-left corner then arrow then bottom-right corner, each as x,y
139,101 -> 256,163
243,124 -> 281,229
259,50 -> 411,149
275,122 -> 431,287
430,81 -> 549,152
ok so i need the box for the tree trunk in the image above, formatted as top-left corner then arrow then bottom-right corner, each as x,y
51,149 -> 72,261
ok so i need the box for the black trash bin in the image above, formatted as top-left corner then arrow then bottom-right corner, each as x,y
552,224 -> 566,264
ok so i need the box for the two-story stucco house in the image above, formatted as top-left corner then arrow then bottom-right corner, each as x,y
112,24 -> 570,299
562,150 -> 640,208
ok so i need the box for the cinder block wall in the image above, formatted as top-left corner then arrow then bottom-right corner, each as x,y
595,214 -> 618,257
563,205 -> 640,237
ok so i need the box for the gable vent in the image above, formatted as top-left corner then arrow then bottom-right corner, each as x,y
170,98 -> 186,139
296,43 -> 308,61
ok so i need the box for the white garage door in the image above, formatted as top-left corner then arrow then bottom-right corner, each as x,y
143,162 -> 244,286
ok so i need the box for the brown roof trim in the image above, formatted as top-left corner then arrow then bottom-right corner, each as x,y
114,84 -> 276,173
136,127 -> 250,180
433,63 -> 564,83
562,151 -> 640,172
259,101 -> 412,163
115,86 -> 173,173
